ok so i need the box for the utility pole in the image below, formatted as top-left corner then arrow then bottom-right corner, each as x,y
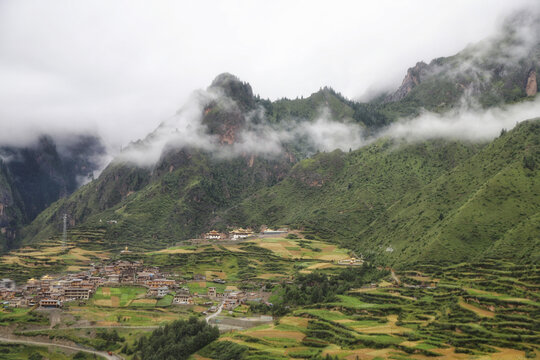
62,213 -> 67,250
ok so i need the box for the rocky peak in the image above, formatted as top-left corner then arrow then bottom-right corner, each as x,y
385,62 -> 430,102
208,73 -> 255,111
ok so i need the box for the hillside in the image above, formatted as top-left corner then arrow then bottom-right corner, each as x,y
234,119 -> 540,266
380,10 -> 539,123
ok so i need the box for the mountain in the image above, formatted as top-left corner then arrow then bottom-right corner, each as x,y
383,10 -> 540,115
14,14 -> 540,267
0,135 -> 105,251
233,119 -> 540,266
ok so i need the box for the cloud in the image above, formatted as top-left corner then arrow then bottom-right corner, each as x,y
1,0 -> 538,152
379,97 -> 540,142
116,88 -> 366,167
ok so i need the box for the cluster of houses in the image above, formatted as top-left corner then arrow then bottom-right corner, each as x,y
203,228 -> 254,240
0,260 -> 180,309
202,227 -> 288,241
0,259 -> 261,312
172,285 -> 263,311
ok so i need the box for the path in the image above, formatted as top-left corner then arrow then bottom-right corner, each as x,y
391,269 -> 401,285
17,325 -> 159,333
205,302 -> 224,323
0,336 -> 123,359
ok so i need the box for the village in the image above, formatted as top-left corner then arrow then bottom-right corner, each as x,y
0,257 -> 271,312
0,227 -> 291,314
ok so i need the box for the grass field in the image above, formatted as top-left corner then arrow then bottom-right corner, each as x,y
92,286 -> 147,307
247,237 -> 350,261
0,343 -> 73,360
0,307 -> 48,327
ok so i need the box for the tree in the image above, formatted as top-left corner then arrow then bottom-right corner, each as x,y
29,353 -> 43,360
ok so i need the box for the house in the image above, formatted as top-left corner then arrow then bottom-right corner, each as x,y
262,228 -> 288,235
40,299 -> 62,308
173,293 -> 193,305
156,286 -> 169,298
136,272 -> 154,284
40,275 -> 54,288
70,278 -> 83,287
208,287 -> 217,297
64,288 -> 91,300
223,298 -> 239,310
108,274 -> 120,283
204,230 -> 225,240
230,228 -> 253,240
337,258 -> 364,266
147,279 -> 175,288
8,297 -> 26,308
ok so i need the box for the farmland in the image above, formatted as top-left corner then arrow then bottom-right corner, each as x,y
197,260 -> 540,360
0,232 -> 538,360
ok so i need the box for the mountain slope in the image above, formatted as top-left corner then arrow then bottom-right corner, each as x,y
382,11 -> 540,118
362,119 -> 540,266
234,119 -> 540,266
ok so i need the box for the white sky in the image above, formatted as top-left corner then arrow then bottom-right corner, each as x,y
0,0 -> 537,149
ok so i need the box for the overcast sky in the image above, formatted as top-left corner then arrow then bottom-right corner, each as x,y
0,0 -> 537,149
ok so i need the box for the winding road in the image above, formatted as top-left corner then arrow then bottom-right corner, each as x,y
205,302 -> 224,323
0,336 -> 123,359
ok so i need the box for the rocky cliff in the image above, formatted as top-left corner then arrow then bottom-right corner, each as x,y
0,135 -> 105,250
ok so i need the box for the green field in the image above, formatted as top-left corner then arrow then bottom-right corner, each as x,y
0,343 -> 73,360
0,307 -> 48,327
91,286 -> 147,307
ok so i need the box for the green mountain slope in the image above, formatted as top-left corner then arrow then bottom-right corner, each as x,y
228,140 -> 482,238
234,119 -> 540,266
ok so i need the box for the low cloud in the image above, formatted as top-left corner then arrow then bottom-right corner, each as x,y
379,97 -> 540,142
116,89 -> 367,167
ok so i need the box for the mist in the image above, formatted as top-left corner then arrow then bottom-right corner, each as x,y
379,98 -> 540,143
116,87 -> 367,167
2,0 -> 538,152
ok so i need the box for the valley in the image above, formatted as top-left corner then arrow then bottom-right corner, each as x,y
0,5 -> 539,359
0,230 -> 537,359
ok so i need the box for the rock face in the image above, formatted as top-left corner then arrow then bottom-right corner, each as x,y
386,62 -> 430,102
0,135 -> 105,251
526,69 -> 537,96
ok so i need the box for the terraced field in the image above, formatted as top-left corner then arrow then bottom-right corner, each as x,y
0,228 -> 110,282
198,260 -> 539,359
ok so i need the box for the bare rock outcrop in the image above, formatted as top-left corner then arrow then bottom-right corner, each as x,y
385,62 -> 430,102
526,69 -> 537,96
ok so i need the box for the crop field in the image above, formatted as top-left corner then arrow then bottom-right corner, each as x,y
0,229 -> 110,283
247,237 -> 350,261
197,260 -> 540,359
0,307 -> 48,327
67,304 -> 191,327
142,237 -> 351,288
91,286 -> 147,307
